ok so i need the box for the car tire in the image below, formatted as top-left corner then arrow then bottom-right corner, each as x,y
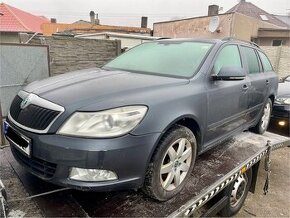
143,125 -> 197,201
251,98 -> 272,134
219,168 -> 252,217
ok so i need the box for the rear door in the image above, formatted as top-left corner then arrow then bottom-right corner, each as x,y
257,50 -> 277,96
240,46 -> 267,123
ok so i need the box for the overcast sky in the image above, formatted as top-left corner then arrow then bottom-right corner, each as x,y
3,0 -> 290,27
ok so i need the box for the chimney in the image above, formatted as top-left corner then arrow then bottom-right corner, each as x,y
50,18 -> 57,23
90,11 -> 95,25
95,13 -> 100,25
141,16 -> 148,28
208,5 -> 219,16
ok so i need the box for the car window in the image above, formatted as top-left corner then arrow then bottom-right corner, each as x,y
104,41 -> 213,78
241,46 -> 260,74
258,51 -> 274,72
213,45 -> 242,74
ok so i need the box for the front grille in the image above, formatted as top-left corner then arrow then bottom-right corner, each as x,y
9,96 -> 60,131
11,146 -> 57,179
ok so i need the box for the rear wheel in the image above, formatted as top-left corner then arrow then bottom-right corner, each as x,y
219,168 -> 252,217
251,98 -> 272,134
143,125 -> 197,201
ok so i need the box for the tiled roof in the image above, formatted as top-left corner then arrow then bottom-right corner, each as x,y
73,20 -> 91,25
275,15 -> 290,28
227,1 -> 289,28
0,3 -> 49,33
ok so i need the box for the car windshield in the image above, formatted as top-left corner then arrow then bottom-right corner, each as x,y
104,41 -> 213,78
285,76 -> 290,82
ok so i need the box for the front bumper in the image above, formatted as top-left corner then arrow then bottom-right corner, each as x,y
5,119 -> 160,191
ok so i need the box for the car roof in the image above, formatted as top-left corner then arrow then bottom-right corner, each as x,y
155,38 -> 221,44
155,38 -> 260,50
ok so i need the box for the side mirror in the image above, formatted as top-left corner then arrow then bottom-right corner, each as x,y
212,67 -> 246,81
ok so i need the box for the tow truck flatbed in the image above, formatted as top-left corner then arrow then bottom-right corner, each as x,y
1,131 -> 289,217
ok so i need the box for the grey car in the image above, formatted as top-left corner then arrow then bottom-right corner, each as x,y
4,38 -> 278,201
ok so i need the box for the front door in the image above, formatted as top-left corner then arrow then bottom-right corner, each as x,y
205,44 -> 249,145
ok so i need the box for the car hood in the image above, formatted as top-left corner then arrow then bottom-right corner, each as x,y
24,68 -> 189,110
277,82 -> 290,97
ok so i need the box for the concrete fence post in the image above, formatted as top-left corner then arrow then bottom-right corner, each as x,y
115,39 -> 122,56
274,45 -> 282,72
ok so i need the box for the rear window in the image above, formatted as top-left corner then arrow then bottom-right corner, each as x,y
258,51 -> 273,72
241,46 -> 260,74
104,41 -> 213,78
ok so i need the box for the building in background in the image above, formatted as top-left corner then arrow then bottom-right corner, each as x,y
42,12 -> 151,36
275,15 -> 290,27
153,0 -> 290,46
227,0 -> 290,46
0,3 -> 49,43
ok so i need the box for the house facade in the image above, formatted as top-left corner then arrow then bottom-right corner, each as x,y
153,1 -> 290,46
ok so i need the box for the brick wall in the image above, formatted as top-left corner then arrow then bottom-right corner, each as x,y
260,46 -> 290,78
30,36 -> 121,76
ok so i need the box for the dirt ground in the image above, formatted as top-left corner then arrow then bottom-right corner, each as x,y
237,147 -> 290,217
0,147 -> 43,217
0,142 -> 289,217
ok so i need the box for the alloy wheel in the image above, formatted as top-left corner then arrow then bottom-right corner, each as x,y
160,138 -> 192,191
261,102 -> 271,130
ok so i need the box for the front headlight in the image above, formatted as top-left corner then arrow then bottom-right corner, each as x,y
58,106 -> 148,137
275,97 -> 290,105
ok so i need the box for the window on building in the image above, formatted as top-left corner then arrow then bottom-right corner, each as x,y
258,51 -> 274,72
272,39 -> 283,46
260,15 -> 269,21
213,45 -> 242,74
241,46 -> 261,74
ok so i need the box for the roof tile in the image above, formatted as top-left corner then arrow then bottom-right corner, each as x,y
0,3 -> 49,33
227,1 -> 289,28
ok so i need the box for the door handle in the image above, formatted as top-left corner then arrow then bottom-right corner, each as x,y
266,80 -> 270,85
242,84 -> 249,91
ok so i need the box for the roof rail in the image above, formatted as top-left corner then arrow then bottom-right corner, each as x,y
222,37 -> 260,48
156,37 -> 171,40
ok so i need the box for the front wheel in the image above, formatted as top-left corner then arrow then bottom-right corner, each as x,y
251,98 -> 272,134
143,125 -> 197,201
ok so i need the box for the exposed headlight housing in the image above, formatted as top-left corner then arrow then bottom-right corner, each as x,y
275,97 -> 290,105
58,106 -> 148,137
69,168 -> 117,182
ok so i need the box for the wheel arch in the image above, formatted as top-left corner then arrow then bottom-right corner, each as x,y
148,115 -> 203,165
175,117 -> 202,150
268,94 -> 275,105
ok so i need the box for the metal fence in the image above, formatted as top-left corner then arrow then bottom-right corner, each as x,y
0,43 -> 50,145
